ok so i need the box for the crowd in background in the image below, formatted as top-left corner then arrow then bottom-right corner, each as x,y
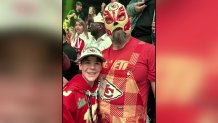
63,0 -> 155,80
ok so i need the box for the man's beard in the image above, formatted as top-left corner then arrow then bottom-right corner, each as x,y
111,28 -> 127,45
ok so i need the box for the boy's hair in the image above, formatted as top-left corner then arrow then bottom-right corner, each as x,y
80,55 -> 104,64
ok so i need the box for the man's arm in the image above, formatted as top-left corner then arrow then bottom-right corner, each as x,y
127,0 -> 138,17
147,44 -> 155,98
127,0 -> 147,17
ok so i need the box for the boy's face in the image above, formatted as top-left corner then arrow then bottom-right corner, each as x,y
0,35 -> 62,123
79,56 -> 102,84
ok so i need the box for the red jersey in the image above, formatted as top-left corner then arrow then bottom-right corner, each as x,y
63,74 -> 99,123
99,37 -> 155,122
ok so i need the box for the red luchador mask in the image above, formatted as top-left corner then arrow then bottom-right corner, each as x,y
103,2 -> 131,36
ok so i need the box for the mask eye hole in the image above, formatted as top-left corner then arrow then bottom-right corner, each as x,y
105,18 -> 113,24
117,13 -> 125,21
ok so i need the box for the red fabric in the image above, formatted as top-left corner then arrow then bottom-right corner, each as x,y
75,38 -> 85,55
100,37 -> 155,121
63,105 -> 75,123
63,74 -> 99,123
102,37 -> 155,104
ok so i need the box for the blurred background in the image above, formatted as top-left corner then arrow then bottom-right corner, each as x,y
156,0 -> 218,122
0,0 -> 62,123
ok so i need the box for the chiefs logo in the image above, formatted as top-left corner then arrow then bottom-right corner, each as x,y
100,80 -> 123,100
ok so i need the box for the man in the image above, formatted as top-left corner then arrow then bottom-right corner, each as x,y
127,0 -> 155,44
90,13 -> 112,51
67,1 -> 85,21
63,1 -> 85,32
98,2 -> 155,122
0,1 -> 62,123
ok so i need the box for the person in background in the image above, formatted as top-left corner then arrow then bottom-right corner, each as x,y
63,33 -> 79,81
63,15 -> 76,34
63,47 -> 105,123
127,0 -> 155,44
98,2 -> 155,122
63,52 -> 71,86
68,1 -> 85,21
65,26 -> 75,45
90,13 -> 112,51
63,1 -> 85,33
86,6 -> 97,31
70,19 -> 94,59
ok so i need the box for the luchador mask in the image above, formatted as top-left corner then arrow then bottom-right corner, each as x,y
103,2 -> 131,36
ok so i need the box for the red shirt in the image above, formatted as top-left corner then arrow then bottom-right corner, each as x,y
102,37 -> 155,105
99,37 -> 155,122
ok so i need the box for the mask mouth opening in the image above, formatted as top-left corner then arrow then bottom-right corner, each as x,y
113,27 -> 123,32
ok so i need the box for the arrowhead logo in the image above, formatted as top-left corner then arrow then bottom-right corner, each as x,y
103,81 -> 123,100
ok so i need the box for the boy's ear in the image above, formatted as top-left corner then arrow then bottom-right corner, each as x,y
79,63 -> 82,70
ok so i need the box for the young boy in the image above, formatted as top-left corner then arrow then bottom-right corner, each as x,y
63,47 -> 105,123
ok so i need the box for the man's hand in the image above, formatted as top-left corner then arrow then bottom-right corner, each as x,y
152,22 -> 155,34
134,2 -> 147,13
